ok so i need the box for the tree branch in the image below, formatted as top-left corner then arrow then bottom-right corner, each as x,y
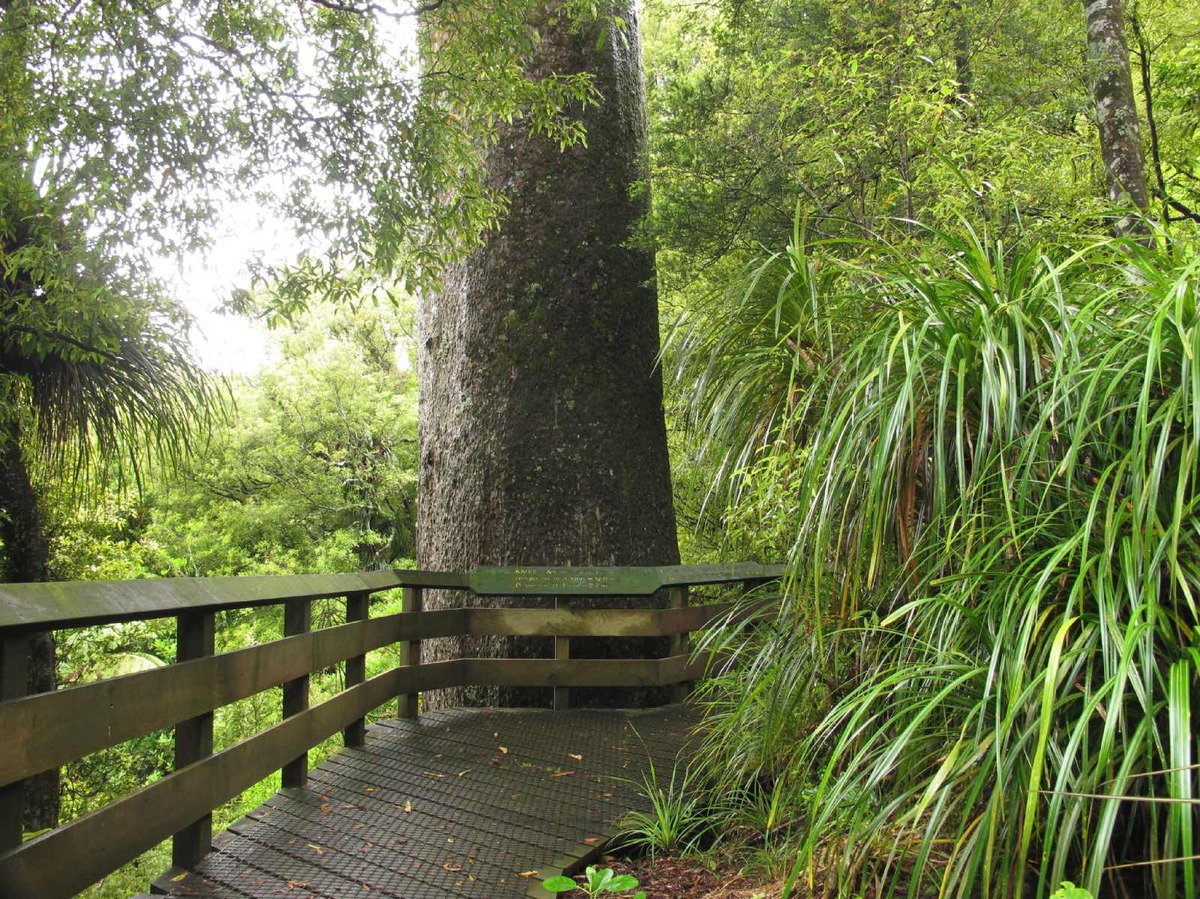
0,324 -> 120,362
1129,10 -> 1169,226
1167,198 -> 1200,224
304,0 -> 450,20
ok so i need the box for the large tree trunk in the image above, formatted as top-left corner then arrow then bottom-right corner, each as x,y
1082,0 -> 1150,236
0,416 -> 59,831
418,2 -> 679,709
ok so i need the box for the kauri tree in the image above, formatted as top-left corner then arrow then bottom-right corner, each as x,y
417,2 -> 679,707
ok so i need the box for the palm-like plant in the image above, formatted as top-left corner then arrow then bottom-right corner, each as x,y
1,170 -> 223,828
668,217 -> 845,514
677,223 -> 1199,898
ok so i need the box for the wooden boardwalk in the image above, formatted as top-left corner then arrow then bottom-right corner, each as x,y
148,705 -> 703,899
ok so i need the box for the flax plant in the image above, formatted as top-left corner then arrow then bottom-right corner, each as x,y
675,224 -> 1200,898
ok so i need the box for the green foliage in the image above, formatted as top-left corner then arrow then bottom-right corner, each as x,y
0,172 -> 223,489
543,865 -> 646,898
643,0 -> 1113,291
616,760 -> 711,858
1129,0 -> 1200,226
648,0 -> 1200,565
45,489 -> 159,581
1,0 -> 605,314
667,217 -> 842,518
681,223 -> 1200,898
144,301 -> 417,576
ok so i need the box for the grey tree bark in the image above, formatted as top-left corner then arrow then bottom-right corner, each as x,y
417,2 -> 679,708
1082,0 -> 1150,236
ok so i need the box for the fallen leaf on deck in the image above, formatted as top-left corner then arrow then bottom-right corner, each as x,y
425,771 -> 445,778
308,844 -> 324,855
550,770 -> 576,778
498,746 -> 509,754
584,838 -> 600,845
403,800 -> 413,813
170,873 -> 188,882
568,753 -> 583,761
457,769 -> 471,777
442,864 -> 463,872
518,870 -> 538,877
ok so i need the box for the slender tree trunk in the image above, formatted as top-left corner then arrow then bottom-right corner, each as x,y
947,1 -> 972,103
1082,0 -> 1150,236
418,2 -> 679,709
1129,10 -> 1173,227
0,416 -> 59,831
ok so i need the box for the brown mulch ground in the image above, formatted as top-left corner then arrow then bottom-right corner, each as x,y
576,856 -> 785,898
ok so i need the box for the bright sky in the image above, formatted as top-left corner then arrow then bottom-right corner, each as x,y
164,11 -> 418,377
160,202 -> 286,376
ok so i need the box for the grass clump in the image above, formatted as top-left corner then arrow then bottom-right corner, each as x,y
673,223 -> 1199,899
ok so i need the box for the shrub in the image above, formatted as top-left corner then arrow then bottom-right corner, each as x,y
677,224 -> 1199,898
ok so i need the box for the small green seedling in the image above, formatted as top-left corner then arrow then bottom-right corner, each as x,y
543,865 -> 646,898
1049,883 -> 1093,899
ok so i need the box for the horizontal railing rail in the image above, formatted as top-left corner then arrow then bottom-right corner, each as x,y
0,563 -> 783,898
0,562 -> 780,632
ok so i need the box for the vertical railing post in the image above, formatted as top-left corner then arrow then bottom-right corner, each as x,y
742,577 -> 770,622
668,586 -> 690,703
554,597 -> 570,710
742,578 -> 765,595
741,577 -> 772,639
343,591 -> 370,748
398,586 -> 423,719
173,610 -> 215,869
281,599 -> 312,788
0,633 -> 28,851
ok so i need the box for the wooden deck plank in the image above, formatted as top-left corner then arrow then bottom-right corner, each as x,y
151,705 -> 703,899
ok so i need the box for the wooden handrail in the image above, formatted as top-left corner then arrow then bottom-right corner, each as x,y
0,569 -> 467,633
468,562 -> 784,596
0,563 -> 783,632
0,563 -> 782,899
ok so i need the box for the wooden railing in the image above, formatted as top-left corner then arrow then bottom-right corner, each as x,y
0,562 -> 782,898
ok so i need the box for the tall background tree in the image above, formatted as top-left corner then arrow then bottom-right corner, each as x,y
1083,0 -> 1150,235
417,1 -> 679,707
